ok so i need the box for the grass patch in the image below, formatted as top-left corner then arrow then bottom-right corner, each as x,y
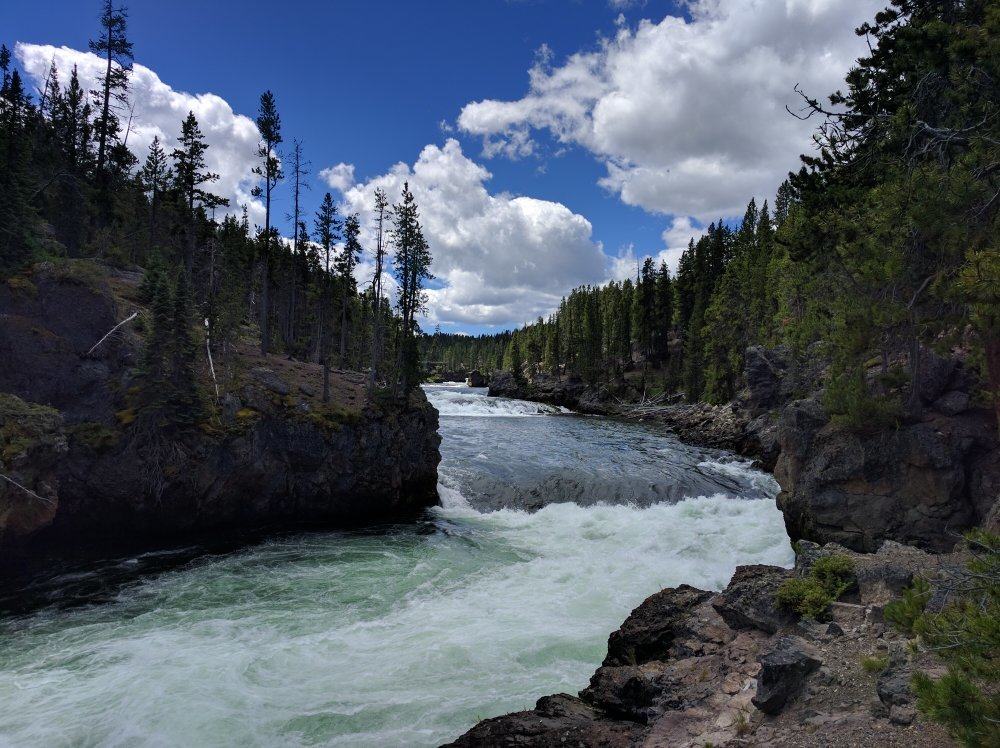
862,655 -> 889,673
0,394 -> 62,461
777,555 -> 856,620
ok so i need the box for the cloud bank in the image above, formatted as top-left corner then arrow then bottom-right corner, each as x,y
340,139 -> 609,328
458,0 -> 882,222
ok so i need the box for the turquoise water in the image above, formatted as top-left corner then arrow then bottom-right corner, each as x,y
0,385 -> 792,747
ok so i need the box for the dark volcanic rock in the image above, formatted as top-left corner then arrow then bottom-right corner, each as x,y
774,395 -> 998,552
465,370 -> 487,388
443,693 -> 642,747
877,643 -> 913,707
0,261 -> 442,561
742,345 -> 791,413
752,636 -> 822,714
712,564 -> 795,634
581,663 -> 665,723
603,585 -> 712,666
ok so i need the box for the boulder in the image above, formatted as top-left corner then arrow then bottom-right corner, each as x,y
934,390 -> 970,416
916,348 -> 957,404
442,693 -> 642,747
250,367 -> 290,396
465,370 -> 487,388
752,636 -> 822,714
876,643 -> 913,707
581,664 -> 665,723
486,370 -> 522,399
712,564 -> 795,634
603,585 -> 712,667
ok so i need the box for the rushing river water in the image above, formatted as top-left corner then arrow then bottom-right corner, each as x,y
0,384 -> 793,747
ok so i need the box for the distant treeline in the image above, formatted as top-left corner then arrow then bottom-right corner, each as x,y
429,1 -> 1000,431
0,2 -> 433,428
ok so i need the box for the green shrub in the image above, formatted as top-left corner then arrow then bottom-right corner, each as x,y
890,531 -> 1000,746
824,366 -> 901,433
776,554 -> 856,620
811,555 -> 857,597
69,422 -> 120,451
884,577 -> 931,636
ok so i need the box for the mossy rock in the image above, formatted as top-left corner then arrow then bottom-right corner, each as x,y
6,275 -> 38,297
0,394 -> 63,461
68,422 -> 121,452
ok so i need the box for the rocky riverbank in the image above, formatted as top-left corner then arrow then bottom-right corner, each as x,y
446,541 -> 961,748
458,346 -> 998,746
0,260 -> 441,565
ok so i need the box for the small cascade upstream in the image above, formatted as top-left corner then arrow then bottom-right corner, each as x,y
0,384 -> 792,747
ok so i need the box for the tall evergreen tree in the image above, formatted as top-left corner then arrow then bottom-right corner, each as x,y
88,0 -> 133,182
338,214 -> 362,366
167,271 -> 202,426
139,135 -> 170,254
369,187 -> 390,395
252,90 -> 282,356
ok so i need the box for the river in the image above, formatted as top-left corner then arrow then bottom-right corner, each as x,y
0,384 -> 793,746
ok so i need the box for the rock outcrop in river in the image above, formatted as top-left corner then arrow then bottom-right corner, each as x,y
0,261 -> 441,562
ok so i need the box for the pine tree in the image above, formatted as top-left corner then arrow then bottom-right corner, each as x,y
369,187 -> 390,395
171,112 -> 226,272
139,135 -> 170,253
0,51 -> 37,274
138,272 -> 173,420
313,193 -> 341,401
285,139 -> 309,346
251,90 -> 282,357
89,0 -> 133,182
167,271 -> 202,426
392,182 -> 433,394
338,214 -> 362,366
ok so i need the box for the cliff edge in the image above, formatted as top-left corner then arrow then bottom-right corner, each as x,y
0,260 -> 441,562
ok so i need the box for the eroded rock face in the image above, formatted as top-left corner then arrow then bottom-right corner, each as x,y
775,396 -> 998,552
442,693 -> 642,747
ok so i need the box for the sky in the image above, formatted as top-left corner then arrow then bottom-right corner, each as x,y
2,0 -> 884,333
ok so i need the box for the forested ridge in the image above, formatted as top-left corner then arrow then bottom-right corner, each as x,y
0,1 -> 434,429
429,0 -> 999,430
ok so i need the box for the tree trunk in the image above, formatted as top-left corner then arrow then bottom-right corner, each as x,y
260,252 -> 270,357
340,285 -> 348,367
97,43 -> 112,174
260,186 -> 272,357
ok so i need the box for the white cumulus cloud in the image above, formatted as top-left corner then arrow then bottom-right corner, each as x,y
318,162 -> 356,193
338,139 -> 608,328
458,0 -> 882,223
15,43 -> 264,224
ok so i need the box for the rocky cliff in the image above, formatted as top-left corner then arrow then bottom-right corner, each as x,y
0,260 -> 441,562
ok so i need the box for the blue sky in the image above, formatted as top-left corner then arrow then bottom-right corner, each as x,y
3,0 -> 880,332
